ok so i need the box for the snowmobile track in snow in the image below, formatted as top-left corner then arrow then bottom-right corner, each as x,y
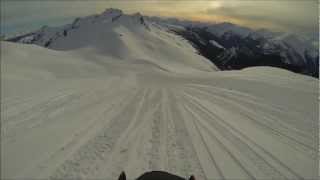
180,88 -> 305,179
2,40 -> 318,179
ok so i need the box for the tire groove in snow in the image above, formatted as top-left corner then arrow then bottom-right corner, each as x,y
158,88 -> 169,171
23,86 -> 136,178
149,89 -> 163,171
167,90 -> 207,180
181,92 -> 287,179
3,79 -> 120,142
176,96 -> 221,179
185,86 -> 317,158
3,91 -> 81,141
181,90 -> 303,179
198,121 -> 256,180
163,89 -> 181,174
122,88 -> 163,178
187,85 -> 315,141
98,88 -> 162,179
185,83 -> 299,116
180,101 -> 256,180
184,105 -> 225,179
188,83 -> 316,134
49,89 -> 144,179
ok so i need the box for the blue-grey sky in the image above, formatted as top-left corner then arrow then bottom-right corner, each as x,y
1,0 -> 318,37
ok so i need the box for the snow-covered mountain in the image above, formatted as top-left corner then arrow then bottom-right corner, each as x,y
7,8 -> 318,77
165,22 -> 318,77
143,16 -> 318,77
6,9 -> 216,74
2,8 -> 318,180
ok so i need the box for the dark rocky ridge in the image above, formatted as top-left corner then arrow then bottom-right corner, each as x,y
173,27 -> 318,78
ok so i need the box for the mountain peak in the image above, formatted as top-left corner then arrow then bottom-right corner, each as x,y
102,8 -> 123,16
132,12 -> 143,17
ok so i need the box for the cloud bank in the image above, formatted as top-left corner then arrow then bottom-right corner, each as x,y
1,0 -> 318,38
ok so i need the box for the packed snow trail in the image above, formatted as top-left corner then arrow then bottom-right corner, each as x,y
1,39 -> 318,180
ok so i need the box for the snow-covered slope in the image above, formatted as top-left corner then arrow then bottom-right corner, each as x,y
2,9 -> 318,180
2,39 -> 318,180
7,9 -> 216,74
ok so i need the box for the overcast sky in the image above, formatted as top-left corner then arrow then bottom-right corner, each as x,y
1,0 -> 318,37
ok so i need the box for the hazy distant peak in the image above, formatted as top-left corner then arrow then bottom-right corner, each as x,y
132,12 -> 143,17
102,8 -> 123,16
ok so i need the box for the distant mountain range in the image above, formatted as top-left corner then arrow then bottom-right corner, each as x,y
7,8 -> 318,78
148,17 -> 318,78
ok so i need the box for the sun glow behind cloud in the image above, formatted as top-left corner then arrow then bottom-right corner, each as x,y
209,1 -> 222,9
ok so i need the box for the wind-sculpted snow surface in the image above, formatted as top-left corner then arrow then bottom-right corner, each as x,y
1,41 -> 318,180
